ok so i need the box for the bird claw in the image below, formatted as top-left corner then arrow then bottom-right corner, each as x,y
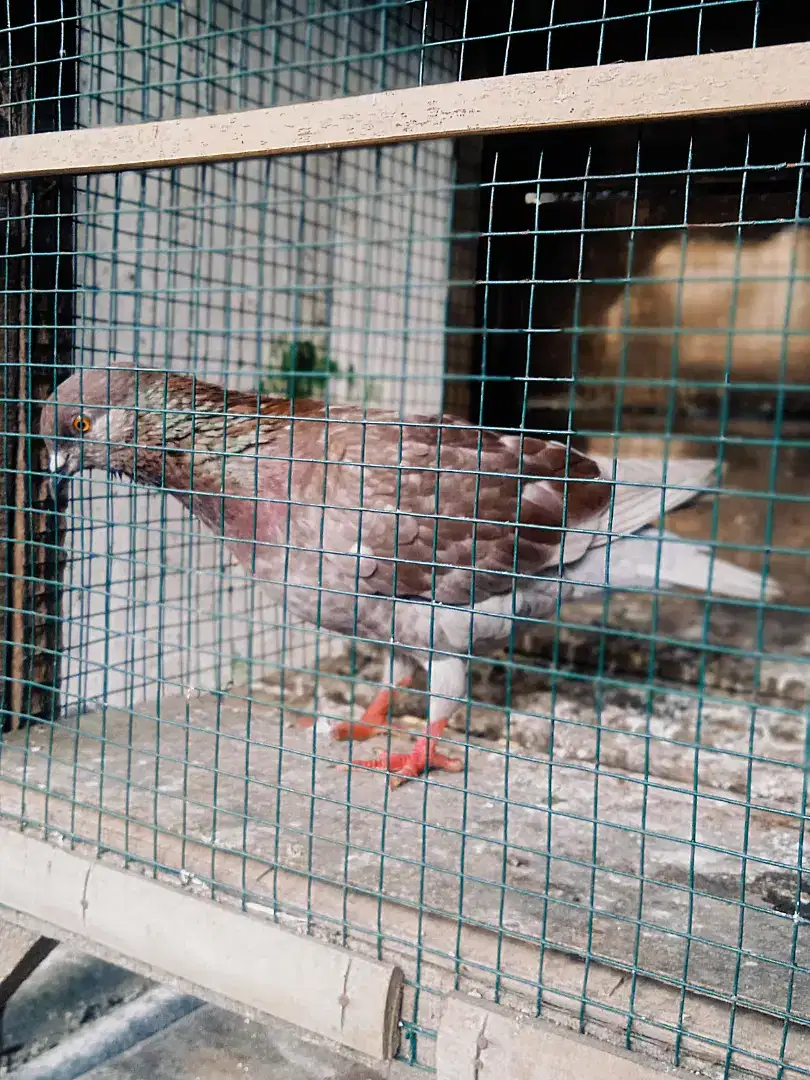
330,680 -> 413,744
330,717 -> 390,742
349,746 -> 464,788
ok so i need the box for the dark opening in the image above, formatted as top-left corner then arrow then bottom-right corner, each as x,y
0,0 -> 77,730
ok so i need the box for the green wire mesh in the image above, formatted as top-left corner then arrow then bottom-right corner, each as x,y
1,1 -> 810,1077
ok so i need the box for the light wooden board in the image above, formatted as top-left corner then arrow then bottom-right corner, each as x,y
0,44 -> 808,180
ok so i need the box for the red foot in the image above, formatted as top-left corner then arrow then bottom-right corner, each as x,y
331,677 -> 412,743
351,733 -> 463,789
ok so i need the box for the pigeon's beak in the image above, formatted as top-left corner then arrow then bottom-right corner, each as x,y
47,448 -> 73,498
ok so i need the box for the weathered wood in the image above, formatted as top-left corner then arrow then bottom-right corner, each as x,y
0,44 -> 808,181
0,829 -> 404,1062
437,994 -> 675,1080
7,180 -> 29,732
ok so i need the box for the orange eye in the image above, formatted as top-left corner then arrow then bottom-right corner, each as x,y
72,415 -> 92,434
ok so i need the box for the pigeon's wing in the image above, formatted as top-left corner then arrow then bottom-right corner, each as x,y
586,456 -> 716,545
308,411 -> 611,606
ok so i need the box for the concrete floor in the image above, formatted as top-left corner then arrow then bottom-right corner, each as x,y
82,1005 -> 388,1080
0,942 -> 401,1079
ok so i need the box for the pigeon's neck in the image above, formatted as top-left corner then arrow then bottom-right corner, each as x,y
150,443 -> 293,553
118,399 -> 307,553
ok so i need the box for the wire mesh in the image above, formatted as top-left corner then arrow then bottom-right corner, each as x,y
6,1 -> 810,138
0,2 -> 809,1078
67,0 -> 459,709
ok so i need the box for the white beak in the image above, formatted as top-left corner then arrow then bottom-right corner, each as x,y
48,451 -> 67,474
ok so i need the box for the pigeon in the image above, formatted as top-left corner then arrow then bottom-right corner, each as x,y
40,366 -> 778,787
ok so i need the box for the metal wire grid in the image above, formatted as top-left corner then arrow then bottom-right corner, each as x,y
0,122 -> 808,1075
3,0 -> 461,132
66,142 -> 456,710
75,0 -> 462,124
4,1 -> 810,136
0,2 -> 808,1078
65,0 -> 459,710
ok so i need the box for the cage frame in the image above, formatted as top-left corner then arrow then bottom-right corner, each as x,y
0,34 -> 809,1078
0,43 -> 808,182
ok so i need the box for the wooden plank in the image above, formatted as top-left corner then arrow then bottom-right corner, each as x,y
0,828 -> 404,1061
0,918 -> 58,1009
0,43 -> 807,181
436,994 -> 674,1080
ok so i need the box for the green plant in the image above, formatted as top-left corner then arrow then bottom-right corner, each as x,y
258,338 -> 372,402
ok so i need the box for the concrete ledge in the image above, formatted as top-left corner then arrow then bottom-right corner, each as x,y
437,994 -> 674,1080
0,828 -> 403,1062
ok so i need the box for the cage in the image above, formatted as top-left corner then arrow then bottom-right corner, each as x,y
0,2 -> 809,1077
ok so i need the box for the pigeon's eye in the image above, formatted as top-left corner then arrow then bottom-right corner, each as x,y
72,415 -> 92,434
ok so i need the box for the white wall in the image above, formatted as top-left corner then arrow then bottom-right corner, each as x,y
65,0 -> 459,711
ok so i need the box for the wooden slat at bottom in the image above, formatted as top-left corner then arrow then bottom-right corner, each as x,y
437,994 -> 676,1080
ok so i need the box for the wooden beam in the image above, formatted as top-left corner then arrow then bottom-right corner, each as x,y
0,3 -> 74,733
0,43 -> 807,181
0,828 -> 404,1062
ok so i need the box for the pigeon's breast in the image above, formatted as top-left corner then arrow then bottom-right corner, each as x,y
388,581 -> 573,658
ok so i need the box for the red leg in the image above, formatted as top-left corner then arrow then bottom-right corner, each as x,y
291,712 -> 316,729
350,716 -> 463,788
330,676 -> 413,742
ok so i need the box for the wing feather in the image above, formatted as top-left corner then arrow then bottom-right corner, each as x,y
285,412 -> 612,605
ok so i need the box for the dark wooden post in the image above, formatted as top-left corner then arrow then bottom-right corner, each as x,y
0,1 -> 76,732
443,136 -> 484,420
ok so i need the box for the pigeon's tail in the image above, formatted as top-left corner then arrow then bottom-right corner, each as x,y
556,454 -> 780,602
566,527 -> 780,603
587,455 -> 719,545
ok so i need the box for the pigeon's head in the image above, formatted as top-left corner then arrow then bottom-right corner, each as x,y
40,365 -> 154,486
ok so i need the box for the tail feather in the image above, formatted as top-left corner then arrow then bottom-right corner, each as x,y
652,536 -> 781,602
566,527 -> 780,603
588,456 -> 718,548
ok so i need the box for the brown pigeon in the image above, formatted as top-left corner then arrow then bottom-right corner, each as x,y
40,367 -> 778,787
